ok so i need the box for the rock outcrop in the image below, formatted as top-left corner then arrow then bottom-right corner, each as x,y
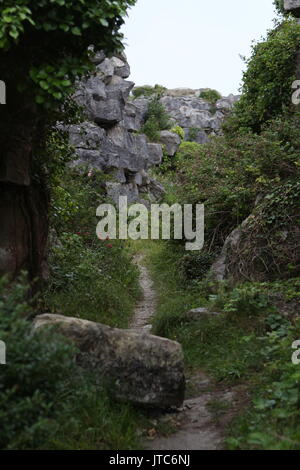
69,53 -> 239,204
132,88 -> 239,145
159,130 -> 181,156
69,52 -> 165,205
33,314 -> 185,409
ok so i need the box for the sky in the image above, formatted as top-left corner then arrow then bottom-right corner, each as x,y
122,0 -> 278,96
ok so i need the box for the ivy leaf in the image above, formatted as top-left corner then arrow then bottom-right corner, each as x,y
71,27 -> 81,36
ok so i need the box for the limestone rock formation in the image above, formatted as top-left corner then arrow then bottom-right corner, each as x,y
69,52 -> 165,205
69,53 -> 239,205
33,314 -> 185,409
159,130 -> 181,156
131,88 -> 239,144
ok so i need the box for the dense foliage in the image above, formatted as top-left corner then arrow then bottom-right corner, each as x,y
274,0 -> 285,15
158,111 -> 300,280
225,19 -> 300,133
43,166 -> 140,326
142,239 -> 300,450
0,0 -> 136,108
132,84 -> 166,99
199,89 -> 221,104
0,276 -> 142,450
140,96 -> 171,141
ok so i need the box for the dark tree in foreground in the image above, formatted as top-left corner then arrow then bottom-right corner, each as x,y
0,0 -> 136,282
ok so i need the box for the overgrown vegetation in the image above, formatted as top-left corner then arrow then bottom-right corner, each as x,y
142,241 -> 300,450
155,111 -> 300,278
140,96 -> 171,141
274,0 -> 285,15
225,19 -> 300,133
1,0 -> 300,451
42,166 -> 140,326
146,8 -> 300,449
132,84 -> 166,99
0,276 -> 142,450
200,89 -> 222,104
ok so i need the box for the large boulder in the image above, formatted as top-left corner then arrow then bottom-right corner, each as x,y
33,314 -> 185,409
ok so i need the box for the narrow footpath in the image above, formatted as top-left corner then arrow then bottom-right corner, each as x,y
130,252 -> 236,451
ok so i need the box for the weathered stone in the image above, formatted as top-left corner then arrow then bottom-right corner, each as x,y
131,90 -> 240,145
147,143 -> 163,166
106,126 -> 149,171
160,96 -> 212,130
185,308 -> 221,321
216,94 -> 240,111
183,128 -> 210,144
147,178 -> 165,201
106,181 -> 140,204
68,122 -> 106,149
284,0 -> 300,16
96,58 -> 115,84
131,98 -> 149,119
111,56 -> 131,79
210,227 -> 243,282
33,314 -> 185,408
123,102 -> 146,132
108,75 -> 124,86
159,131 -> 181,156
164,88 -> 198,97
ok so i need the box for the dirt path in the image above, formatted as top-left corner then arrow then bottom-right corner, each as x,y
129,254 -> 156,333
130,253 -> 238,451
145,371 -> 240,451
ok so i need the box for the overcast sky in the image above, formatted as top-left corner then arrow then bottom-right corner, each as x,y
122,0 -> 278,96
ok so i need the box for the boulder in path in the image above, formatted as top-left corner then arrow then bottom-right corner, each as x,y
33,314 -> 185,409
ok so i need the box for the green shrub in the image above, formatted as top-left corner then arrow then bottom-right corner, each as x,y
0,275 -> 77,449
141,116 -> 161,142
0,275 -> 143,450
44,232 -> 139,326
186,127 -> 199,142
170,125 -> 185,140
274,0 -> 285,15
225,19 -> 300,134
179,252 -> 214,280
162,112 -> 300,258
141,97 -> 171,142
44,168 -> 140,327
200,89 -> 222,104
132,84 -> 166,99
